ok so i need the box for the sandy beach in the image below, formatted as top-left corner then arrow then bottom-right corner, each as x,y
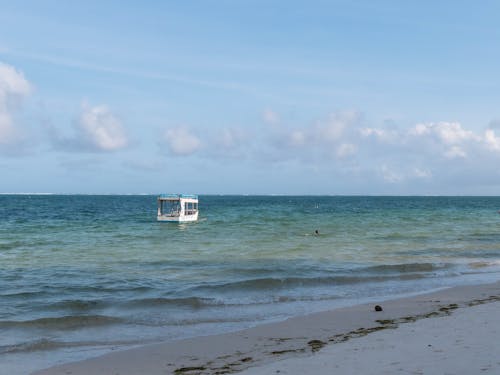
33,280 -> 500,375
241,299 -> 500,375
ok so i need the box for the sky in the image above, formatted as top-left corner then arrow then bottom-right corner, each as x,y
1,1 -> 500,194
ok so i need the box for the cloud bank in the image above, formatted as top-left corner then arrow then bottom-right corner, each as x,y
2,60 -> 500,193
157,110 -> 500,190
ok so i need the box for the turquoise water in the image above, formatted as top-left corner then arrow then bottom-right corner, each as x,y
1,195 -> 500,373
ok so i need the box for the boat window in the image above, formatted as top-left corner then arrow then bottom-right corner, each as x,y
160,200 -> 181,216
184,201 -> 197,215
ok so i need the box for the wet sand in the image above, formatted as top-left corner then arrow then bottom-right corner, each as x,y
33,281 -> 500,375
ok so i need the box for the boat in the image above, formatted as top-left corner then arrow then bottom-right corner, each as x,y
157,194 -> 199,222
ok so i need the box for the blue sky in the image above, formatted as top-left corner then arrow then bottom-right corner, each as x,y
1,1 -> 500,194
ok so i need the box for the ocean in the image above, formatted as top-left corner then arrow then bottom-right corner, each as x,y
1,195 -> 500,373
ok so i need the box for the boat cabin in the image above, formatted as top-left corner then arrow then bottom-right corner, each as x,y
157,194 -> 199,222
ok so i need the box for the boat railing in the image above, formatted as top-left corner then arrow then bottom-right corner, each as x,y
158,193 -> 198,200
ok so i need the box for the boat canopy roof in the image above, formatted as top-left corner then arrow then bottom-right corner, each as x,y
158,193 -> 198,200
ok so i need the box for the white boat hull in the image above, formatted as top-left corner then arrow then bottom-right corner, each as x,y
157,212 -> 199,222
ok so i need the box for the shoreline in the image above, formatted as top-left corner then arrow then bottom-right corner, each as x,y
33,280 -> 500,375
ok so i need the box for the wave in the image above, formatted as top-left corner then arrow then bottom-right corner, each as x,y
0,337 -> 146,354
125,294 -> 342,310
273,294 -> 340,303
49,299 -> 107,311
192,273 -> 430,293
0,315 -> 123,330
0,338 -> 67,354
467,260 -> 500,269
186,263 -> 453,294
468,261 -> 492,269
0,290 -> 48,298
168,316 -> 259,326
124,296 -> 220,309
362,262 -> 450,274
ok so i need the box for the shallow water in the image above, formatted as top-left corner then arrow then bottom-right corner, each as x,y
1,195 -> 500,373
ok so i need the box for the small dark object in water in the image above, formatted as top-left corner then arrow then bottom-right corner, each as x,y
374,305 -> 383,312
314,230 -> 319,235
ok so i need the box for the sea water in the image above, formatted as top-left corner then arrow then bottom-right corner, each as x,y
1,195 -> 500,373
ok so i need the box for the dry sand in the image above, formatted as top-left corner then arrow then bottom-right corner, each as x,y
241,300 -> 500,375
33,281 -> 500,375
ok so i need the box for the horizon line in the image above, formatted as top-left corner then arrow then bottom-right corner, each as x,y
2,193 -> 500,197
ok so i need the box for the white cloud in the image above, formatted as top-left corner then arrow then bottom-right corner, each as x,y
262,109 -> 280,126
360,127 -> 385,138
0,63 -> 31,97
380,164 -> 403,183
315,111 -> 360,143
484,129 -> 500,151
444,145 -> 467,159
255,110 -> 363,164
409,123 -> 431,137
409,122 -> 478,145
353,119 -> 500,186
48,103 -> 129,153
217,127 -> 246,149
336,143 -> 357,158
379,165 -> 432,184
413,168 -> 432,179
163,126 -> 201,156
288,130 -> 307,147
363,121 -> 491,163
0,62 -> 32,146
437,122 -> 478,144
78,104 -> 128,151
360,126 -> 399,143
